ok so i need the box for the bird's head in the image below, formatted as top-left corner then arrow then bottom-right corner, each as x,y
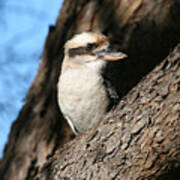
63,32 -> 127,71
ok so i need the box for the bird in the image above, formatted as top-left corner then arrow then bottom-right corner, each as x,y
57,32 -> 127,135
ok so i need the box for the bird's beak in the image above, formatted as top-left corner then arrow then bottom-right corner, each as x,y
95,49 -> 127,61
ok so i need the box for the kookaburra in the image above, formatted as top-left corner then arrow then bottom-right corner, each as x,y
57,32 -> 127,135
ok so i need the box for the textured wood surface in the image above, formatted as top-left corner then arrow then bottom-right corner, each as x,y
0,0 -> 180,179
36,44 -> 180,180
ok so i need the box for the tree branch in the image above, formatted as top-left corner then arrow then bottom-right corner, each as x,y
1,0 -> 180,179
36,44 -> 180,180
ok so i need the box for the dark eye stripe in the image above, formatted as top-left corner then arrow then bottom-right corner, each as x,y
68,46 -> 95,57
69,47 -> 87,57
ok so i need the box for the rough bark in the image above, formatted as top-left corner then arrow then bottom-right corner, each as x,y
36,44 -> 180,180
0,0 -> 180,179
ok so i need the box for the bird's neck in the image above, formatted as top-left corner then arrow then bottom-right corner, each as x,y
61,58 -> 106,75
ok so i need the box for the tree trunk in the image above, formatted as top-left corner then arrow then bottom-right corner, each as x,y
1,0 -> 180,179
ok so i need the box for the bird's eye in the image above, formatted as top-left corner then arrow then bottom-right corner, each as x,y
86,43 -> 97,51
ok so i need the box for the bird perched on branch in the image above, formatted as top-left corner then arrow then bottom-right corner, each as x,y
57,32 -> 127,135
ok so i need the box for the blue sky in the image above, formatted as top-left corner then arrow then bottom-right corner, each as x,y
0,0 -> 63,158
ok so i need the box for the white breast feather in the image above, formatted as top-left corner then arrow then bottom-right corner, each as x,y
58,67 -> 108,134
